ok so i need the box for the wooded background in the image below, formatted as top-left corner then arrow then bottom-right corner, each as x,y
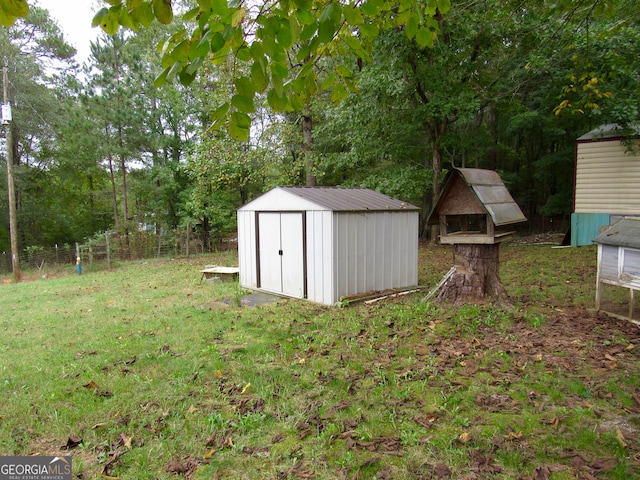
1,0 -> 639,264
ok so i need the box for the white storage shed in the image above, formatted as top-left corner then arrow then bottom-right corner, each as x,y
237,186 -> 420,305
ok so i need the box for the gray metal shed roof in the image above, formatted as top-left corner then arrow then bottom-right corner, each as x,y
593,217 -> 640,249
577,123 -> 640,141
278,186 -> 420,212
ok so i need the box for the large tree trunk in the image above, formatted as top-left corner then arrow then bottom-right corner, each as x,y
436,244 -> 511,306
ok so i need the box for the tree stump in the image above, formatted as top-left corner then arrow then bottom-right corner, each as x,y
436,243 -> 512,306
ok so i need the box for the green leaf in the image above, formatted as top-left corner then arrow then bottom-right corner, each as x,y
296,9 -> 314,26
271,67 -> 284,95
318,3 -> 336,23
359,21 -> 378,38
182,6 -> 200,21
194,32 -> 212,57
234,76 -> 255,97
305,72 -> 318,95
437,0 -> 451,15
152,0 -> 173,24
321,73 -> 336,90
118,7 -> 138,30
231,7 -> 245,27
317,20 -> 335,44
415,27 -> 433,48
210,102 -> 230,122
300,24 -> 317,42
228,121 -> 250,142
91,8 -> 109,28
208,116 -> 226,131
267,88 -> 289,111
296,43 -> 311,62
211,0 -> 229,16
210,32 -> 225,52
126,0 -> 143,9
165,60 -> 182,83
335,64 -> 352,78
251,61 -> 269,93
95,8 -> 121,35
232,93 -> 255,113
0,12 -> 17,27
154,66 -> 170,87
131,2 -> 154,27
290,77 -> 306,94
425,0 -> 437,16
179,69 -> 197,86
288,14 -> 301,44
185,56 -> 204,75
342,5 -> 363,25
289,92 -> 305,111
230,112 -> 251,141
361,1 -> 378,16
211,45 -> 230,63
293,0 -> 312,10
405,13 -> 418,39
1,0 -> 28,17
344,35 -> 364,56
236,46 -> 252,61
330,84 -> 348,103
270,61 -> 289,81
276,24 -> 293,48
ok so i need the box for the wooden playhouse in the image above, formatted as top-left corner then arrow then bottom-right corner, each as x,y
430,168 -> 527,244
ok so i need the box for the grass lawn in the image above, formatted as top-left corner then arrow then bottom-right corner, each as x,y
1,242 -> 639,479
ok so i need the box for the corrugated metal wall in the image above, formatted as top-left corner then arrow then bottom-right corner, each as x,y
575,139 -> 640,214
333,211 -> 418,301
305,211 -> 334,305
237,210 -> 258,289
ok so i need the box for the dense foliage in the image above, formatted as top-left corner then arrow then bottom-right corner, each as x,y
1,0 -> 639,254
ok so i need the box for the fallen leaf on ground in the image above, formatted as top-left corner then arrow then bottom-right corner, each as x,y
62,435 -> 82,450
205,430 -> 217,447
615,428 -> 628,449
83,380 -> 99,390
503,431 -> 523,440
434,463 -> 452,478
533,465 -> 550,480
118,433 -> 133,449
166,455 -> 200,478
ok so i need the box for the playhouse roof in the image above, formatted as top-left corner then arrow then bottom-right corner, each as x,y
239,186 -> 420,212
593,217 -> 640,249
429,168 -> 527,227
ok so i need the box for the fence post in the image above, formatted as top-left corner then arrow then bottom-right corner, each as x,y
105,231 -> 111,270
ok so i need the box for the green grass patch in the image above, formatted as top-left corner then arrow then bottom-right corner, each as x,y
1,245 -> 639,479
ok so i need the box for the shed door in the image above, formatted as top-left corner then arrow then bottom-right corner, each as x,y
258,212 -> 305,298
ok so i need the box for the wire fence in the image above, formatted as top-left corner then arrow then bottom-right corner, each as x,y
0,232 -> 237,276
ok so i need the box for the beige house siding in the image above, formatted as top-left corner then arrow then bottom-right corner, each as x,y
575,139 -> 640,214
